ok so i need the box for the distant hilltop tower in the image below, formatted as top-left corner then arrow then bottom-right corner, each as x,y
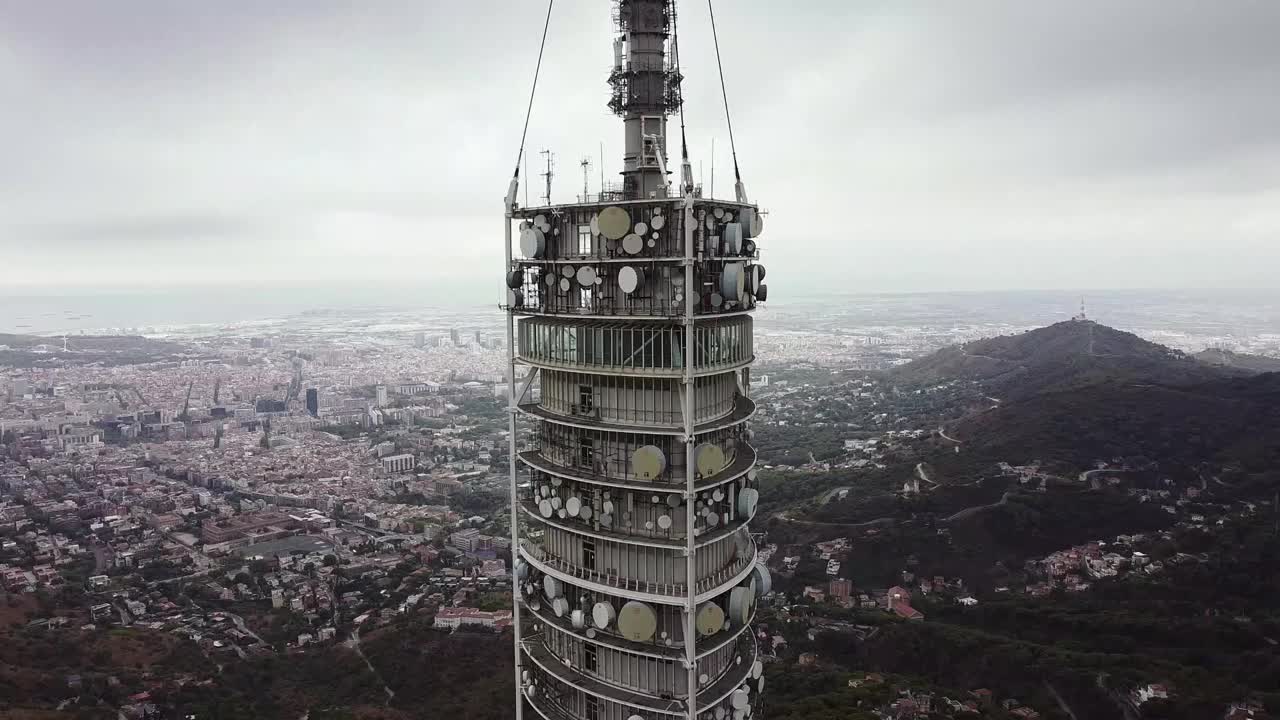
1073,297 -> 1089,322
500,2 -> 770,720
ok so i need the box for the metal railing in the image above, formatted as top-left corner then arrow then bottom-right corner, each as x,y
520,538 -> 755,598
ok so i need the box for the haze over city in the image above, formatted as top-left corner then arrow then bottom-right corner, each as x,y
4,0 -> 1280,300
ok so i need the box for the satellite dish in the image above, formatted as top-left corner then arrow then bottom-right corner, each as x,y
706,513 -> 719,528
696,602 -> 726,636
622,233 -> 644,255
632,445 -> 666,479
721,263 -> 746,303
576,266 -> 597,286
635,222 -> 649,235
592,601 -> 616,629
751,660 -> 764,680
695,444 -> 727,477
551,477 -> 563,487
539,499 -> 553,518
551,497 -> 562,510
566,497 -> 582,517
506,270 -> 523,289
737,488 -> 759,517
751,564 -> 773,598
519,228 -> 546,258
728,587 -> 752,626
755,284 -> 768,302
506,289 -> 524,308
731,688 -> 750,710
561,264 -> 575,278
657,514 -> 673,530
598,206 -> 631,240
599,513 -> 613,527
603,500 -> 615,514
651,215 -> 666,230
724,223 -> 744,254
580,505 -> 592,521
617,601 -> 658,641
586,628 -> 597,638
712,488 -> 725,502
744,239 -> 757,256
756,676 -> 765,694
750,211 -> 764,237
739,208 -> 757,238
619,266 -> 645,295
534,214 -> 547,227
571,609 -> 586,630
666,493 -> 682,508
557,508 -> 567,519
714,208 -> 725,219
559,278 -> 571,292
515,561 -> 528,581
552,597 -> 569,617
544,576 -> 562,600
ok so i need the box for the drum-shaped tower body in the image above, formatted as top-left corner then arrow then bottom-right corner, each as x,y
503,3 -> 770,720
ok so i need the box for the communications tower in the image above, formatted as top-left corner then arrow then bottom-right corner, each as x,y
502,2 -> 770,720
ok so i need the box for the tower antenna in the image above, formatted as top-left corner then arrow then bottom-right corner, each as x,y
540,149 -> 555,206
580,156 -> 592,202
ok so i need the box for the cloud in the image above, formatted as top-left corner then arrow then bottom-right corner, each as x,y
0,0 -> 1277,299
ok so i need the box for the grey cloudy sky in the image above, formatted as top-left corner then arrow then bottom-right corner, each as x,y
2,0 -> 1278,301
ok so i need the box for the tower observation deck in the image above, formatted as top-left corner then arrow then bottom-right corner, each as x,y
502,3 -> 770,720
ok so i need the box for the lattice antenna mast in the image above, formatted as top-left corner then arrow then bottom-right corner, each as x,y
580,156 -> 593,202
540,149 -> 555,206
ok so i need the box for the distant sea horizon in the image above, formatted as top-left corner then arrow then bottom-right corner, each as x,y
2,286 -> 1278,337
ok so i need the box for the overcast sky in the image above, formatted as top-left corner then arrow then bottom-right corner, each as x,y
2,1 -> 1278,302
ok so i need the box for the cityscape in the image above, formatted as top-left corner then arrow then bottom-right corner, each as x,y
3,0 -> 1280,719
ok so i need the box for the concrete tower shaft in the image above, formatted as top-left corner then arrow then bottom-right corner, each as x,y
609,0 -> 682,200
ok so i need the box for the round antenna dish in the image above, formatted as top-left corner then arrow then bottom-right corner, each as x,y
696,601 -> 726,637
739,208 -> 757,238
592,601 -> 616,629
666,493 -> 682,508
657,514 -> 673,530
724,223 -> 744,254
619,266 -> 645,295
737,488 -> 759,517
755,284 -> 768,302
506,289 -> 524,308
651,215 -> 666,230
598,206 -> 631,240
721,263 -> 746,303
576,266 -> 597,286
635,222 -> 649,235
543,576 -> 562,600
632,445 -> 666,479
580,505 -> 592,521
712,488 -> 725,502
731,688 -> 750,709
728,587 -> 752,626
519,228 -> 546,258
561,264 -> 576,278
566,497 -> 582,517
751,660 -> 764,680
539,499 -> 553,518
622,233 -> 644,255
695,443 -> 727,477
559,277 -> 571,292
570,609 -> 586,630
751,563 -> 773,598
552,597 -> 569,617
617,601 -> 658,641
506,270 -> 523,289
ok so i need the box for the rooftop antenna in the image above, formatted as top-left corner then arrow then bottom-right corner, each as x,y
580,156 -> 593,202
710,138 -> 716,199
599,142 -> 605,194
540,149 -> 555,206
